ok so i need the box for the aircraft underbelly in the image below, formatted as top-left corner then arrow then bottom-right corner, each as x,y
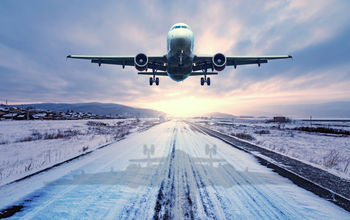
167,56 -> 192,81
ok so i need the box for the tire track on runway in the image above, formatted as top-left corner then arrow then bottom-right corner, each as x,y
153,128 -> 177,219
187,123 -> 303,219
153,127 -> 197,220
117,135 -> 172,219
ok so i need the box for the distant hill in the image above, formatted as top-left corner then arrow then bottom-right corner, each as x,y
205,112 -> 237,119
260,101 -> 350,118
12,102 -> 164,118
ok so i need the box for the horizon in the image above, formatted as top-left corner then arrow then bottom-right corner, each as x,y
1,1 -> 350,117
3,101 -> 350,119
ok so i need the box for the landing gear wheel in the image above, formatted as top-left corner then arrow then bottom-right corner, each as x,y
200,77 -> 205,86
149,77 -> 153,86
155,77 -> 159,86
207,77 -> 211,86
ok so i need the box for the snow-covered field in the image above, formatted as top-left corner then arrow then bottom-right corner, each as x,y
0,119 -> 160,186
194,118 -> 350,179
0,121 -> 348,219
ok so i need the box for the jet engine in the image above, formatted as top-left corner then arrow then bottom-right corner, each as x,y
212,53 -> 226,71
134,53 -> 148,71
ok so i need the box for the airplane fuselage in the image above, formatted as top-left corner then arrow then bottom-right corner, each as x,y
166,23 -> 194,81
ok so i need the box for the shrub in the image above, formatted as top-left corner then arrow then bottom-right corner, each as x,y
0,140 -> 9,145
344,158 -> 350,173
82,146 -> 89,152
232,133 -> 255,141
254,130 -> 270,135
17,129 -> 81,142
293,127 -> 350,135
86,121 -> 108,127
323,150 -> 341,168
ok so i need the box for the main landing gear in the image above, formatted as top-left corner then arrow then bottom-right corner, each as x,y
149,69 -> 159,86
149,77 -> 159,86
200,76 -> 210,86
200,68 -> 211,86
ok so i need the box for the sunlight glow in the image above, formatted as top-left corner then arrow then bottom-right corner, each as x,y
140,96 -> 226,117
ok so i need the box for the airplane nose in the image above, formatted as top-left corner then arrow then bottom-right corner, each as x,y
172,32 -> 191,45
171,28 -> 191,39
168,28 -> 193,51
174,36 -> 189,44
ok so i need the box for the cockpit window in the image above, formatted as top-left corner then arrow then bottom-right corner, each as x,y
171,25 -> 188,30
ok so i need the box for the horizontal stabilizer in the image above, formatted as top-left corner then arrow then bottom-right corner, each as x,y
190,72 -> 218,76
138,72 -> 168,76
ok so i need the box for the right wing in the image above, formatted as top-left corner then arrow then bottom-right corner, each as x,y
67,55 -> 167,71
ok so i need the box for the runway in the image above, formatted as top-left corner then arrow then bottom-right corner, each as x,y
1,121 -> 348,219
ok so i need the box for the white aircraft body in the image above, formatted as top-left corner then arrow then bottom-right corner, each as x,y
67,23 -> 292,86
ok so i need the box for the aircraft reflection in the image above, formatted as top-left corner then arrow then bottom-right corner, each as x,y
48,144 -> 285,187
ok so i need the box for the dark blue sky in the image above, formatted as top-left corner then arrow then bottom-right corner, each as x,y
1,0 -> 349,116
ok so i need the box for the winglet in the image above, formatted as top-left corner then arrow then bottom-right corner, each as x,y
67,55 -> 72,59
288,55 -> 293,60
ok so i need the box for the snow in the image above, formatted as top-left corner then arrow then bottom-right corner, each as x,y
32,113 -> 46,118
0,121 -> 348,219
195,118 -> 350,179
3,113 -> 17,118
0,119 -> 160,186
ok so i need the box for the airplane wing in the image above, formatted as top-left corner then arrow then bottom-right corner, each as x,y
67,55 -> 167,71
192,55 -> 292,71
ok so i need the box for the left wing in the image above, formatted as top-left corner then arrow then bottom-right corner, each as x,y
192,55 -> 292,71
67,55 -> 167,71
226,55 -> 292,67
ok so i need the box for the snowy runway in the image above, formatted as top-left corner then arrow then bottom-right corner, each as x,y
1,121 -> 349,219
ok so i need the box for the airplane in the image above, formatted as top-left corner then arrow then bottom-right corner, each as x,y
67,23 -> 292,86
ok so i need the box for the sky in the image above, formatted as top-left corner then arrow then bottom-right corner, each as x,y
1,0 -> 350,117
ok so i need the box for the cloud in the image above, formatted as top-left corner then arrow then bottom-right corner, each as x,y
0,0 -> 349,117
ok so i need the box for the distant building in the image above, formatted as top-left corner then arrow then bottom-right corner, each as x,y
0,111 -> 6,117
43,115 -> 54,120
32,113 -> 47,119
3,113 -> 17,119
15,114 -> 26,120
0,105 -> 122,120
273,116 -> 287,123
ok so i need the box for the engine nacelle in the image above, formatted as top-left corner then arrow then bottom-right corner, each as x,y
212,53 -> 226,71
134,53 -> 148,71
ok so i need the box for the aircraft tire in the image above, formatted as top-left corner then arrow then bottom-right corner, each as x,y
200,77 -> 205,86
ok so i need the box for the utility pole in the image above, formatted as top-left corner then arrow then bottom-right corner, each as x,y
310,115 -> 312,126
